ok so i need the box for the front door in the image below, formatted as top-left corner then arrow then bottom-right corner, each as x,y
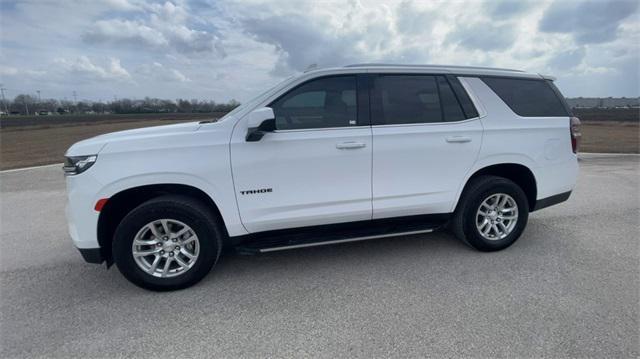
230,75 -> 372,233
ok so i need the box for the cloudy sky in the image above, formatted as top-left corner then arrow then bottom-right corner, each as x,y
1,0 -> 638,102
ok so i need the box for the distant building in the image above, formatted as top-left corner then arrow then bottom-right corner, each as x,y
566,97 -> 640,108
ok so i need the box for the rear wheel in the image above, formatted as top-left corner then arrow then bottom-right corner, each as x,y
112,195 -> 222,291
451,175 -> 529,251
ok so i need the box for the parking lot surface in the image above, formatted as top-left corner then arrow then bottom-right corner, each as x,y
1,155 -> 638,358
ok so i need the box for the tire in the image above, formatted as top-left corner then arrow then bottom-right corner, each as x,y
451,175 -> 529,252
112,195 -> 223,291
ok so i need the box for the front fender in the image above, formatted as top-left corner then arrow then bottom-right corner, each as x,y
96,172 -> 246,237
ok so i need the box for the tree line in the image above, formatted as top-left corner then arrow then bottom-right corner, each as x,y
0,94 -> 240,115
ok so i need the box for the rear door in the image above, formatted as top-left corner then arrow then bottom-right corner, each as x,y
370,74 -> 483,218
230,75 -> 373,232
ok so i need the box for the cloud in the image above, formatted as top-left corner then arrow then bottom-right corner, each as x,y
447,22 -> 517,51
82,1 -> 224,55
1,0 -> 638,101
0,65 -> 45,79
55,56 -> 132,82
241,15 -> 362,73
484,0 -> 536,17
395,0 -> 435,35
104,0 -> 143,12
547,47 -> 586,70
84,19 -> 168,48
135,62 -> 191,82
109,58 -> 131,79
539,0 -> 639,44
0,65 -> 19,77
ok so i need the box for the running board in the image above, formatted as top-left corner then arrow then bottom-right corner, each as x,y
233,214 -> 448,255
258,228 -> 436,253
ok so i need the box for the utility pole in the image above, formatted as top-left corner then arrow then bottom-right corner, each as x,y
72,90 -> 77,103
36,90 -> 41,102
0,84 -> 8,114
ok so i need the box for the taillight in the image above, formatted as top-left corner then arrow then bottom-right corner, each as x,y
570,116 -> 581,154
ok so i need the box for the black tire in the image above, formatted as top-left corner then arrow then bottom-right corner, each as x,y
451,175 -> 529,251
112,195 -> 223,291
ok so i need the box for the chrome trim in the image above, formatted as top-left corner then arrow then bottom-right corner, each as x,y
259,228 -> 436,253
273,126 -> 366,133
370,117 -> 480,129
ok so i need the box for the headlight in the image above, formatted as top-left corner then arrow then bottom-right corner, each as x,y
63,155 -> 97,175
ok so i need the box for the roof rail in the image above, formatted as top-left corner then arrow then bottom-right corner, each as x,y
344,63 -> 524,73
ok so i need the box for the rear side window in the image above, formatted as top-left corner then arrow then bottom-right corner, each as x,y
371,75 -> 470,125
438,76 -> 465,122
482,77 -> 570,117
270,76 -> 357,130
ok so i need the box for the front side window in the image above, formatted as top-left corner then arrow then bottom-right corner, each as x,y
371,75 -> 468,125
270,76 -> 357,130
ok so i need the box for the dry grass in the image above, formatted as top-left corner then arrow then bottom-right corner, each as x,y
1,119 -> 638,170
580,121 -> 639,154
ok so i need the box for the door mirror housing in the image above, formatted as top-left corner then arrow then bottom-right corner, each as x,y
246,107 -> 276,142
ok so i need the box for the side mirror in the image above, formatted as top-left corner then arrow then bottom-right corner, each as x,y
246,107 -> 276,142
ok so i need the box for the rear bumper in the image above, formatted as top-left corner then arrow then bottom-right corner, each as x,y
532,191 -> 572,211
78,247 -> 104,264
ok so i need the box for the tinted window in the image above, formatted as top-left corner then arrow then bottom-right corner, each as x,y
270,76 -> 357,130
447,75 -> 479,118
482,77 -> 570,117
371,75 -> 469,125
438,76 -> 465,122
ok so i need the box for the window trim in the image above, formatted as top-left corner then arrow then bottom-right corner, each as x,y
368,73 -> 478,126
267,74 -> 365,131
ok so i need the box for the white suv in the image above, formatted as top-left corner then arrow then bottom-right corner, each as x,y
64,64 -> 580,290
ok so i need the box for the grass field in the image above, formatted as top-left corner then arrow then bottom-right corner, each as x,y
580,121 -> 639,154
1,116 -> 638,170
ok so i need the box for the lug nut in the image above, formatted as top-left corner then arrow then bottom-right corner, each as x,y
175,246 -> 180,250
163,236 -> 168,241
160,250 -> 165,255
156,243 -> 162,247
169,252 -> 174,257
172,238 -> 177,242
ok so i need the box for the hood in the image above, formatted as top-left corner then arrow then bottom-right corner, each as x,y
65,121 -> 203,156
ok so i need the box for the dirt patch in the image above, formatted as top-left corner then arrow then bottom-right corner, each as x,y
1,118 -> 638,170
1,119 -> 193,170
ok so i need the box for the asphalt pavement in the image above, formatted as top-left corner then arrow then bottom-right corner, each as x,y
1,154 -> 638,358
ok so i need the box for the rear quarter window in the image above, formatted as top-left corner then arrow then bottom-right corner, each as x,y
482,77 -> 570,117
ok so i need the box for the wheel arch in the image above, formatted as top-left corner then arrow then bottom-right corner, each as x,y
97,184 -> 228,266
455,163 -> 538,212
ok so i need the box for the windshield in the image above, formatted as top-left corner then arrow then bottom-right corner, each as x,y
218,75 -> 295,121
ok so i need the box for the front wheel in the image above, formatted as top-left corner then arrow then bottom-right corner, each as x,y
451,176 -> 529,251
112,195 -> 222,291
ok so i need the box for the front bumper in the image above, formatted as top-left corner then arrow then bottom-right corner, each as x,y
65,171 -> 103,262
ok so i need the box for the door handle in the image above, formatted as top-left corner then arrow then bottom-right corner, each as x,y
336,141 -> 366,149
446,136 -> 472,143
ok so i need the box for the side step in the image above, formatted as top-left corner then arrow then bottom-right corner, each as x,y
256,228 -> 436,253
233,214 -> 448,254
